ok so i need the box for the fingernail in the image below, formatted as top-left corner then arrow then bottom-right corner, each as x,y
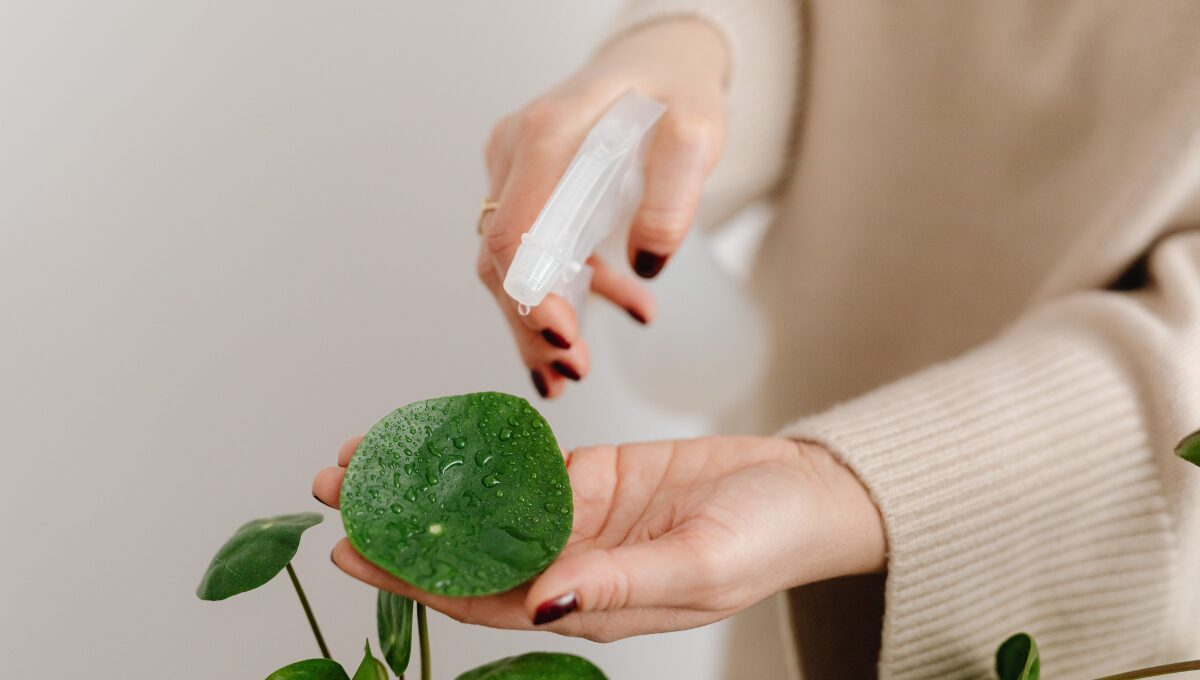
625,307 -> 648,325
530,369 -> 549,398
633,251 -> 667,279
551,361 -> 580,381
533,591 -> 579,625
541,329 -> 571,349
330,551 -> 337,565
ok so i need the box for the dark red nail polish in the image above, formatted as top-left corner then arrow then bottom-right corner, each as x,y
633,251 -> 667,279
541,329 -> 571,349
625,307 -> 648,325
531,369 -> 549,398
551,361 -> 580,381
533,592 -> 578,625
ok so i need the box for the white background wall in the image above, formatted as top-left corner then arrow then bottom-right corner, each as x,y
0,3 -> 788,678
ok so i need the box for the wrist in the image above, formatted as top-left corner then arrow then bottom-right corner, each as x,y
792,439 -> 887,582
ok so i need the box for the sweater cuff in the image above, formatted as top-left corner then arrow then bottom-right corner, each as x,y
608,0 -> 802,226
779,327 -> 1175,678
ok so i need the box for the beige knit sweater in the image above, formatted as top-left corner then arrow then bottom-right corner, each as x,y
612,2 -> 1200,679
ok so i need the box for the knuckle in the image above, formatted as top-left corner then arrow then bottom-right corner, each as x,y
519,98 -> 569,138
483,224 -> 520,258
663,112 -> 723,167
593,560 -> 633,612
636,204 -> 690,245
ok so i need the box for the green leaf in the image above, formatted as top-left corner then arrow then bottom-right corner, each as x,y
341,392 -> 572,596
1176,429 -> 1200,468
265,658 -> 350,680
352,640 -> 389,680
197,512 -> 323,601
456,653 -> 606,680
995,633 -> 1040,680
377,590 -> 414,676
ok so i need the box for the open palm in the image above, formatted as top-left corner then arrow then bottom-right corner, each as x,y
313,434 -> 881,641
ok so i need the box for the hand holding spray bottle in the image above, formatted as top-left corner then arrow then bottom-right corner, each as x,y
503,91 -> 666,319
502,89 -> 767,414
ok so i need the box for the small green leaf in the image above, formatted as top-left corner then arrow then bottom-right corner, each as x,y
1176,429 -> 1200,468
197,512 -> 323,601
995,633 -> 1040,680
455,653 -> 606,680
265,658 -> 350,680
341,392 -> 572,596
377,590 -> 414,676
352,640 -> 389,680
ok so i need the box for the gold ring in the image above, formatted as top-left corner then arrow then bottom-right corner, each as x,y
476,199 -> 500,234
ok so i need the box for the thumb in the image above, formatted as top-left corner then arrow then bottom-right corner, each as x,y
626,111 -> 722,279
524,538 -> 704,625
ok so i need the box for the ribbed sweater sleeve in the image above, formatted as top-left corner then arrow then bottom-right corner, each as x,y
608,0 -> 802,227
780,229 -> 1200,678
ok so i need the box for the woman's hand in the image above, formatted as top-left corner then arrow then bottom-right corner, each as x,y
476,19 -> 729,399
313,436 -> 885,642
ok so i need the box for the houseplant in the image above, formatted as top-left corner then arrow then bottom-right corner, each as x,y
994,429 -> 1200,680
197,392 -> 606,679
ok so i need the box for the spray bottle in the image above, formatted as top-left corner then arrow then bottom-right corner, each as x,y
503,90 -> 666,318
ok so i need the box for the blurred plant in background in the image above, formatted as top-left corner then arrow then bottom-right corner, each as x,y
995,430 -> 1200,680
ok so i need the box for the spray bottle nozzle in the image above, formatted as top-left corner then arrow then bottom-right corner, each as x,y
503,91 -> 667,314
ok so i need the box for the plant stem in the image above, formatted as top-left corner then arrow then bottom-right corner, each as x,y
417,603 -> 431,680
285,562 -> 331,660
1093,659 -> 1200,680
